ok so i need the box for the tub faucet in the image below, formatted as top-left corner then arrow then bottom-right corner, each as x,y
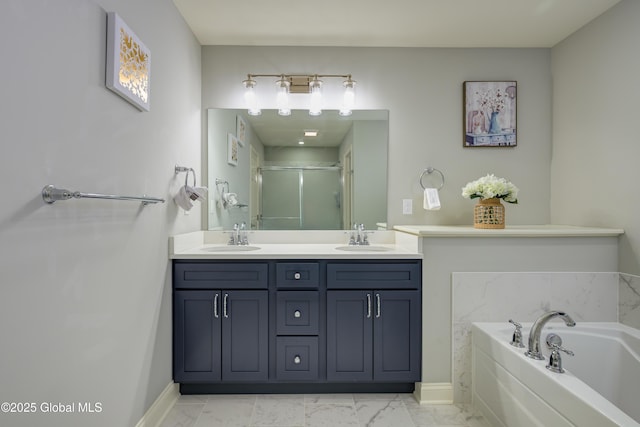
525,311 -> 576,360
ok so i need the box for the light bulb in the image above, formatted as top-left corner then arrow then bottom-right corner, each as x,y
276,77 -> 291,116
243,78 -> 260,116
340,77 -> 356,116
308,77 -> 323,116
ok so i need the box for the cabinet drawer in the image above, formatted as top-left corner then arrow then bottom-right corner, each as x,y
276,262 -> 319,289
174,262 -> 268,289
327,262 -> 420,290
276,337 -> 319,381
276,291 -> 319,335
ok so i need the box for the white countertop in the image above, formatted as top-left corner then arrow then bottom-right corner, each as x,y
170,230 -> 422,260
393,224 -> 624,237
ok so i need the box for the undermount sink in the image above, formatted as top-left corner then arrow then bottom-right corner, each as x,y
202,245 -> 261,252
335,245 -> 393,252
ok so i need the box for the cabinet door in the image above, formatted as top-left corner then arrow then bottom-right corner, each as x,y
221,290 -> 269,381
373,290 -> 421,382
326,291 -> 373,381
174,290 -> 221,382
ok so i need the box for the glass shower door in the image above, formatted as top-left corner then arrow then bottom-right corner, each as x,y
301,169 -> 341,229
259,167 -> 342,230
260,169 -> 301,229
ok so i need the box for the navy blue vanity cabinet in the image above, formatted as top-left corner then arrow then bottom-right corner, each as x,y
274,262 -> 321,381
174,290 -> 221,382
326,262 -> 421,383
173,262 -> 269,383
174,258 -> 421,392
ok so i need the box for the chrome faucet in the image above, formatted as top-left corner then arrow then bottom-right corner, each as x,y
349,223 -> 370,245
228,223 -> 239,245
227,222 -> 249,245
525,311 -> 576,360
239,222 -> 249,245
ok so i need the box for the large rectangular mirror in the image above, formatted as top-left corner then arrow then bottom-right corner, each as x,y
206,109 -> 388,230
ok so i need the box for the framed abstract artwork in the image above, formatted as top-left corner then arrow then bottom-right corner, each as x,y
106,12 -> 151,111
236,115 -> 247,146
227,133 -> 239,166
463,81 -> 517,147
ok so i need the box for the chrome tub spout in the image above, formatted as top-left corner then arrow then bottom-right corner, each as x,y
525,311 -> 576,360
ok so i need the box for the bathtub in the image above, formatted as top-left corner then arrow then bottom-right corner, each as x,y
472,322 -> 640,427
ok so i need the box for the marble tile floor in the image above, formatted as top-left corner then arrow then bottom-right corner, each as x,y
160,393 -> 489,427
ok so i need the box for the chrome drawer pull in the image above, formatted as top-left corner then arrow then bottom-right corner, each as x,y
213,293 -> 219,318
293,355 -> 301,364
366,293 -> 371,318
294,272 -> 301,280
376,293 -> 381,318
294,310 -> 302,318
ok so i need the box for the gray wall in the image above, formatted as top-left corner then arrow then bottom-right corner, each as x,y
202,46 -> 553,227
0,1 -> 201,426
551,0 -> 640,275
352,120 -> 388,229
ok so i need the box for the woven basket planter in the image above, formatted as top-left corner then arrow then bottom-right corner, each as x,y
474,197 -> 505,229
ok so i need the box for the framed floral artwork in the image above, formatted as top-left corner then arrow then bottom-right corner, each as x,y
236,115 -> 247,146
463,81 -> 516,147
227,133 -> 239,166
106,12 -> 151,111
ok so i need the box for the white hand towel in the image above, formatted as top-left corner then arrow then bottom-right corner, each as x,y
174,185 -> 194,210
188,186 -> 208,202
423,188 -> 441,210
222,192 -> 238,208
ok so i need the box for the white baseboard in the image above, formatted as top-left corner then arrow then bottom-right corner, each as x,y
413,382 -> 454,404
135,382 -> 179,427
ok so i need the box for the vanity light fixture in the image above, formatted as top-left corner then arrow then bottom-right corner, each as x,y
275,76 -> 291,116
242,73 -> 356,117
308,76 -> 323,116
243,77 -> 260,116
340,76 -> 356,117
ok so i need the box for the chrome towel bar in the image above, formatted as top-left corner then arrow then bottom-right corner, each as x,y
41,185 -> 165,205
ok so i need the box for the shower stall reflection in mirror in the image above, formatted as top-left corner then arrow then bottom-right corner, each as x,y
256,165 -> 344,230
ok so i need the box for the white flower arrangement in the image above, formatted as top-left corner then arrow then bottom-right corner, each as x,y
475,88 -> 507,113
461,174 -> 519,204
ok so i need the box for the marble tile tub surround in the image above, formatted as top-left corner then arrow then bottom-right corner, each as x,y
160,393 -> 488,427
452,271 -> 619,403
620,273 -> 640,329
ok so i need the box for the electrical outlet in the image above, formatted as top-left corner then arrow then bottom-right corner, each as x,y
402,199 -> 413,215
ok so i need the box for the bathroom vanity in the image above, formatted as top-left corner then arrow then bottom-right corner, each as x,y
170,230 -> 422,394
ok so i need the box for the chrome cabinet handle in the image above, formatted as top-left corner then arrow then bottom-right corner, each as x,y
213,293 -> 219,318
294,310 -> 301,318
294,272 -> 301,280
293,355 -> 301,364
223,293 -> 229,318
366,293 -> 371,318
376,293 -> 381,318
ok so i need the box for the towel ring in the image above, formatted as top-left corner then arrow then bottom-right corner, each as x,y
175,165 -> 196,187
419,167 -> 444,191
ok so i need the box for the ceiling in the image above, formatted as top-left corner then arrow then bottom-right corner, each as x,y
173,0 -> 620,48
